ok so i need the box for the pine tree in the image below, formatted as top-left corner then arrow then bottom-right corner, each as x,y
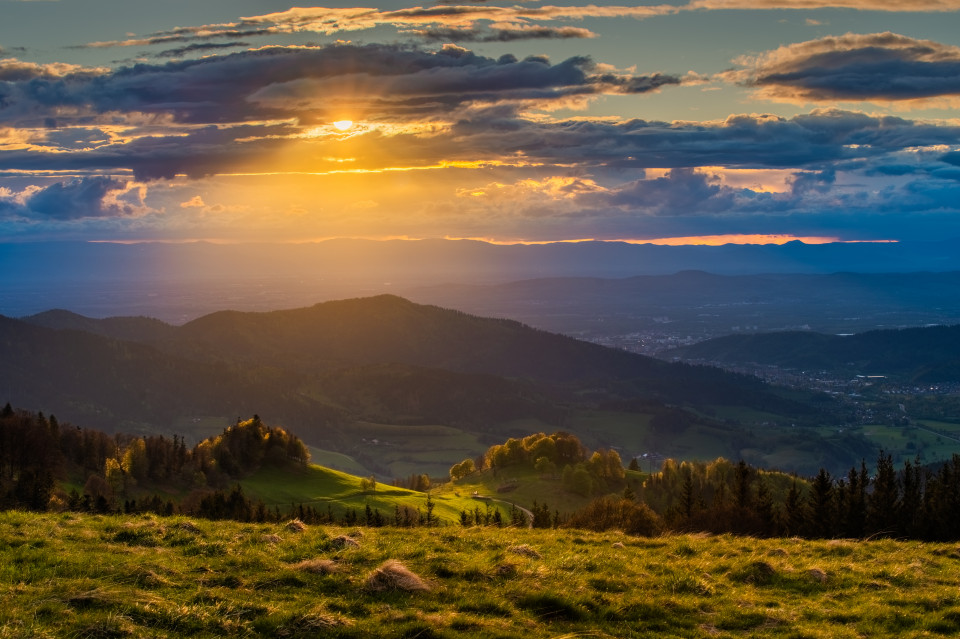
784,480 -> 807,537
867,451 -> 900,537
809,468 -> 835,538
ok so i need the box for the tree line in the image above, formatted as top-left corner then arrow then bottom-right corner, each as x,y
0,404 -> 308,514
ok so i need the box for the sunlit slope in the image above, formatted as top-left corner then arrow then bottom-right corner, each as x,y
240,463 -> 497,523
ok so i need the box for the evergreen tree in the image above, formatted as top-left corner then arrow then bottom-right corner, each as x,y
867,452 -> 900,537
809,468 -> 835,538
784,480 -> 807,537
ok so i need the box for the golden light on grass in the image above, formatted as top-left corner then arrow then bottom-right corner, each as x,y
333,120 -> 354,131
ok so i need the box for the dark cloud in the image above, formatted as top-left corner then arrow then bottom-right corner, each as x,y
154,42 -> 250,59
0,44 -> 680,129
727,32 -> 960,103
23,177 -> 136,220
447,109 -> 960,171
410,25 -> 595,42
603,168 -> 738,215
788,169 -> 836,195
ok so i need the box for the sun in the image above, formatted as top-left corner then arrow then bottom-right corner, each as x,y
333,120 -> 354,131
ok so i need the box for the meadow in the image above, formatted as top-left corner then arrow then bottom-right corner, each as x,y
3,510 -> 960,638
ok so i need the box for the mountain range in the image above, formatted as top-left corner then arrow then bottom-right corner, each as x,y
5,239 -> 960,323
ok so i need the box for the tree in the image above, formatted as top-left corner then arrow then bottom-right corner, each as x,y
449,458 -> 475,481
122,438 -> 148,483
784,480 -> 807,537
867,451 -> 900,537
809,468 -> 835,538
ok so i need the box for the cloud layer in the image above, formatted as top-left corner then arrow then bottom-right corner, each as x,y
4,3 -> 960,242
727,32 -> 960,104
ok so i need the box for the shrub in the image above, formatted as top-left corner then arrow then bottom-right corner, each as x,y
565,496 -> 664,536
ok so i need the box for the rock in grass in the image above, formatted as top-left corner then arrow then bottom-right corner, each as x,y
365,560 -> 430,592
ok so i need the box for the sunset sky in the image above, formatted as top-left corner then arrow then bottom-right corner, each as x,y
3,0 -> 960,245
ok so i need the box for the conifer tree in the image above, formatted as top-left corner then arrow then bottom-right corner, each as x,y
809,468 -> 835,538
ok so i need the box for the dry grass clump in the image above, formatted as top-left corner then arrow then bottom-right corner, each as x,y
294,558 -> 339,575
365,559 -> 430,592
734,560 -> 778,585
276,612 -> 353,637
332,535 -> 360,549
285,519 -> 307,532
178,521 -> 202,534
262,533 -> 282,544
508,544 -> 541,559
807,568 -> 828,584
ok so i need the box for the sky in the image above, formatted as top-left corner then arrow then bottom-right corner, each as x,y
2,0 -> 960,245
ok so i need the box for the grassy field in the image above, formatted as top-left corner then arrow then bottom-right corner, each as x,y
4,511 -> 960,638
340,422 -> 490,479
861,423 -> 960,466
239,463 -> 497,523
438,466 -> 647,516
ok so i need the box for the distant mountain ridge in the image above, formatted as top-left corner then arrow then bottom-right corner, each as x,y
671,324 -> 960,382
3,295 -> 825,457
5,239 -> 960,322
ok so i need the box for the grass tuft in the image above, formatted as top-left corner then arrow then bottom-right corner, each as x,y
507,544 -> 541,559
285,519 -> 307,533
732,560 -> 778,585
365,559 -> 430,593
332,535 -> 360,549
293,558 -> 339,574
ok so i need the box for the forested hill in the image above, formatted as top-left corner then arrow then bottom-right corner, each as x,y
671,324 -> 960,382
21,294 -> 774,399
4,295 -> 832,468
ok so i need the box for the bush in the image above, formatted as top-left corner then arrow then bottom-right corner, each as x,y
565,496 -> 663,536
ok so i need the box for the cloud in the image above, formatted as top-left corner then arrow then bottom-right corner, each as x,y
0,177 -> 145,220
153,42 -> 250,58
82,5 -> 680,49
601,168 -> 738,215
686,0 -> 960,10
180,195 -> 206,208
409,25 -> 596,42
0,44 -> 679,131
725,32 -> 960,104
78,1 -> 960,55
445,109 -> 960,173
0,57 -> 107,81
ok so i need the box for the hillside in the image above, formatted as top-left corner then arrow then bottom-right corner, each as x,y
4,295 -> 848,474
5,511 -> 960,638
672,324 -> 960,382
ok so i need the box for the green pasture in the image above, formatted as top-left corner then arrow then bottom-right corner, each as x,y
240,463 -> 494,524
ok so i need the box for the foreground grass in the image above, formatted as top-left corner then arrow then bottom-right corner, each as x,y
3,512 -> 960,638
